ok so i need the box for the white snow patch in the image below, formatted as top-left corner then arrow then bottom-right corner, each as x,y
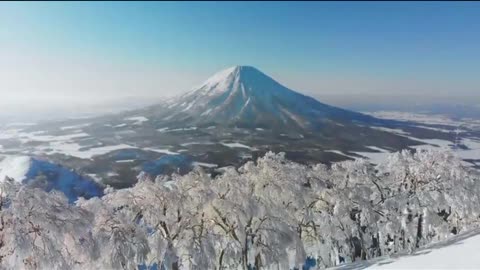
408,137 -> 452,149
124,116 -> 149,123
86,174 -> 102,183
417,125 -> 455,133
115,159 -> 135,163
367,111 -> 480,130
180,142 -> 215,146
25,132 -> 89,143
30,131 -> 46,135
239,97 -> 251,115
60,123 -> 91,130
221,142 -> 256,150
457,138 -> 480,160
0,129 -> 23,140
160,127 -> 197,132
361,230 -> 480,269
0,156 -> 31,182
181,101 -> 195,112
368,111 -> 456,126
157,127 -> 169,132
192,161 -> 218,168
45,143 -> 136,159
107,172 -> 119,177
353,146 -> 391,164
180,142 -> 215,147
197,66 -> 238,96
324,150 -> 355,159
201,108 -> 213,116
144,148 -> 178,155
371,126 -> 410,135
2,131 -> 90,144
5,122 -> 36,127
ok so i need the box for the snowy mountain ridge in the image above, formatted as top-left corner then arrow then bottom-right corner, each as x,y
0,155 -> 103,202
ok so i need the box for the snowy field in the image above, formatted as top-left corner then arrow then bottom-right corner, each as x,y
367,111 -> 480,130
334,229 -> 480,270
349,112 -> 480,166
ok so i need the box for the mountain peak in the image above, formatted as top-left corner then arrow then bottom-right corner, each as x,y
195,65 -> 277,97
231,65 -> 260,72
165,65 -> 374,130
202,65 -> 262,85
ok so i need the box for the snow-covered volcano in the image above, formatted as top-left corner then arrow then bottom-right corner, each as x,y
161,66 -> 379,130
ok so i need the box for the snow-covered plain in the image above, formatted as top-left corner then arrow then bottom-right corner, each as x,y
352,136 -> 479,166
43,142 -> 136,159
367,111 -> 480,130
351,112 -> 480,166
353,146 -> 391,164
334,230 -> 480,269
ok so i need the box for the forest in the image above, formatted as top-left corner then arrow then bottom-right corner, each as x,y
0,149 -> 479,269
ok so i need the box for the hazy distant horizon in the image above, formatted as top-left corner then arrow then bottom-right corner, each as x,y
1,1 -> 479,117
2,90 -> 479,124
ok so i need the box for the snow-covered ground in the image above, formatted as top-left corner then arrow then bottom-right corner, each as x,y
367,111 -> 480,130
0,155 -> 103,202
350,111 -> 480,166
334,229 -> 480,270
353,146 -> 391,164
352,136 -> 479,167
43,143 -> 136,159
221,142 -> 256,150
143,147 -> 179,155
0,156 -> 31,183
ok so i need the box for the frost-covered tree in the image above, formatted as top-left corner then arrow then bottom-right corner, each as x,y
0,149 -> 479,269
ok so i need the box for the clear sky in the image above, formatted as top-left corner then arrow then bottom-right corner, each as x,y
1,1 -> 479,109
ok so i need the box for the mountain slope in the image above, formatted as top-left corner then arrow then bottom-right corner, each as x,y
159,66 -> 381,130
0,156 -> 104,203
334,230 -> 480,269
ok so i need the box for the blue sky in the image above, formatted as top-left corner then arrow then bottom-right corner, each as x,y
0,1 -> 479,107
